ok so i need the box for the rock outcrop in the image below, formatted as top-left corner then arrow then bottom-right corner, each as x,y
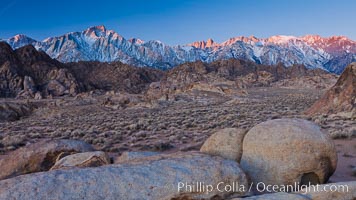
0,43 -> 79,98
200,128 -> 247,162
0,139 -> 94,180
271,73 -> 337,89
45,68 -> 78,96
305,62 -> 356,118
240,119 -> 337,191
50,151 -> 110,170
0,152 -> 249,200
0,102 -> 33,122
0,61 -> 23,97
16,75 -> 37,98
65,61 -> 163,94
146,59 -> 330,100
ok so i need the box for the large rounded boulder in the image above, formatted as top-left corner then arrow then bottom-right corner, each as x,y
200,128 -> 247,162
0,139 -> 94,180
240,118 -> 337,191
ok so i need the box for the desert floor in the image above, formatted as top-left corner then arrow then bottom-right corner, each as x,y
0,87 -> 355,181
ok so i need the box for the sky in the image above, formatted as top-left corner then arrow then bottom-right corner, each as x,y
0,0 -> 355,45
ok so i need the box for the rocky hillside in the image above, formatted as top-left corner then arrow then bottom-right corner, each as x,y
146,59 -> 333,100
165,59 -> 328,83
65,61 -> 163,94
3,26 -> 355,73
0,42 -> 163,98
0,42 -> 77,98
305,62 -> 356,117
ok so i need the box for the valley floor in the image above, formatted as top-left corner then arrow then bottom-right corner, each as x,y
0,87 -> 355,181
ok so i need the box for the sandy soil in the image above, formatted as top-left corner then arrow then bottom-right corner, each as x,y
330,138 -> 356,182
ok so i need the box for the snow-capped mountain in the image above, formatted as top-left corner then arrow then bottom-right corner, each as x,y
3,25 -> 356,73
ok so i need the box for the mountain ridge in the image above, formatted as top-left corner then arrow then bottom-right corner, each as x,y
3,25 -> 356,73
0,41 -> 337,99
0,42 -> 163,98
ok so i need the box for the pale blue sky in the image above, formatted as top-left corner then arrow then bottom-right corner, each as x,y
0,0 -> 355,44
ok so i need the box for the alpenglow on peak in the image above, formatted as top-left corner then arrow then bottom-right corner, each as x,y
3,26 -> 355,73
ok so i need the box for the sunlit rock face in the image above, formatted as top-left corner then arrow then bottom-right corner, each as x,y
305,62 -> 356,117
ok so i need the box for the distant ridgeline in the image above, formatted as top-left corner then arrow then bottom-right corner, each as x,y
2,26 -> 356,73
0,41 -> 335,99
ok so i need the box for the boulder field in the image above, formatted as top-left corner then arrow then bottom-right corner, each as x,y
0,118 -> 353,200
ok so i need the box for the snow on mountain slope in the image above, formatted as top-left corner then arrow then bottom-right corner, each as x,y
3,26 -> 356,73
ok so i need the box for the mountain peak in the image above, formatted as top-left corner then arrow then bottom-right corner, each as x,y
13,34 -> 28,41
84,25 -> 109,38
206,38 -> 215,46
189,38 -> 218,49
3,26 -> 355,73
5,34 -> 37,50
301,35 -> 322,43
267,35 -> 298,43
128,38 -> 144,45
91,25 -> 106,32
9,34 -> 35,42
